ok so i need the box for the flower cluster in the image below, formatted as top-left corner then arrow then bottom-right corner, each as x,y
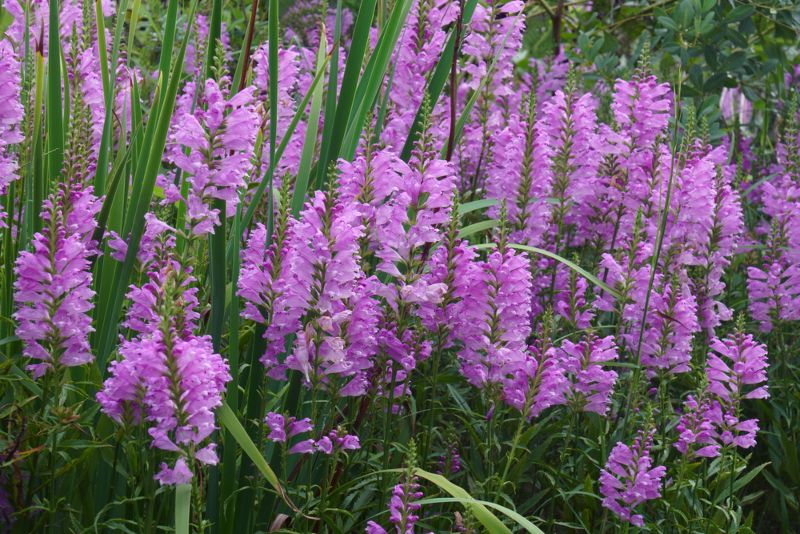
13,184 -> 100,378
98,239 -> 231,484
600,430 -> 666,526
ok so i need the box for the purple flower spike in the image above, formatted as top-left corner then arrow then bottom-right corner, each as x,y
600,430 -> 666,527
14,184 -> 100,378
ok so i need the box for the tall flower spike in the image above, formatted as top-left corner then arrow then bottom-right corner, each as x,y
0,40 -> 23,227
454,246 -> 532,389
98,249 -> 231,484
599,430 -> 666,527
706,332 -> 769,405
539,72 -> 600,247
238,179 -> 293,327
14,184 -> 100,378
271,189 -> 377,392
485,92 -> 553,247
168,77 -> 259,235
503,341 -> 569,419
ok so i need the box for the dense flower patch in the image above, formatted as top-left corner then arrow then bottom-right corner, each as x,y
0,0 -> 797,532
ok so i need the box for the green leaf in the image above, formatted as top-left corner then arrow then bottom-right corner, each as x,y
715,462 -> 770,504
459,219 -> 498,239
217,403 -> 304,515
411,468 -> 512,534
458,198 -> 498,215
292,30 -> 327,215
725,5 -> 755,23
474,243 -> 620,299
175,484 -> 191,534
418,498 -> 545,534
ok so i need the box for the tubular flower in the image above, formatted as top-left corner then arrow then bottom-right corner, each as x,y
14,184 -> 100,378
599,430 -> 666,527
167,77 -> 259,235
540,84 -> 600,246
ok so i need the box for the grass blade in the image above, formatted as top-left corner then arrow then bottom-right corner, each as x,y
319,0 -> 377,171
418,498 -> 545,534
291,30 -> 326,215
339,0 -> 413,160
46,0 -> 63,184
217,402 -> 304,515
175,484 -> 191,534
474,242 -> 620,299
411,468 -> 512,534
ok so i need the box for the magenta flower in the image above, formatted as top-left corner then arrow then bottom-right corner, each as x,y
485,98 -> 553,247
747,261 -> 800,332
380,0 -> 457,150
503,344 -> 569,419
674,395 -> 722,459
610,75 -> 672,148
388,476 -> 423,534
14,184 -> 100,378
269,191 -> 379,391
264,412 -> 313,445
599,431 -> 666,527
720,87 -> 752,125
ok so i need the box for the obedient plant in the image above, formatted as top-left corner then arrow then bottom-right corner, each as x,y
1,1 -> 796,532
